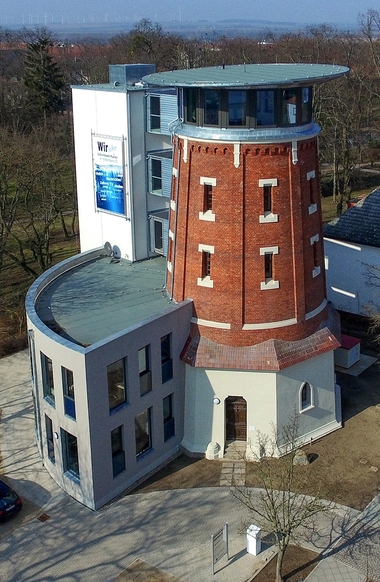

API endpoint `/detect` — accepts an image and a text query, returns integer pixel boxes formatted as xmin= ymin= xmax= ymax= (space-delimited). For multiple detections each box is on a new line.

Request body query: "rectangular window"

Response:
xmin=62 ymin=367 xmax=76 ymax=420
xmin=228 ymin=90 xmax=247 ymax=126
xmin=257 ymin=90 xmax=274 ymax=126
xmin=185 ymin=88 xmax=197 ymax=123
xmin=154 ymin=219 xmax=163 ymax=253
xmin=264 ymin=253 xmax=273 ymax=280
xmin=204 ymin=90 xmax=220 ymax=125
xmin=45 ymin=415 xmax=55 ymax=463
xmin=135 ymin=408 xmax=152 ymax=457
xmin=163 ymin=394 xmax=175 ymax=441
xmin=61 ymin=429 xmax=79 ymax=479
xmin=161 ymin=334 xmax=173 ymax=383
xmin=204 ymin=184 xmax=213 ymax=212
xmin=313 ymin=243 xmax=318 ymax=267
xmin=150 ymin=158 xmax=162 ymax=194
xmin=107 ymin=359 xmax=127 ymax=411
xmin=149 ymin=95 xmax=161 ymax=131
xmin=202 ymin=251 xmax=211 ymax=278
xmin=263 ymin=185 xmax=272 ymax=213
xmin=139 ymin=345 xmax=152 ymax=395
xmin=302 ymin=87 xmax=312 ymax=123
xmin=41 ymin=352 xmax=54 ymax=404
xmin=111 ymin=425 xmax=125 ymax=477
xmin=281 ymin=89 xmax=297 ymax=125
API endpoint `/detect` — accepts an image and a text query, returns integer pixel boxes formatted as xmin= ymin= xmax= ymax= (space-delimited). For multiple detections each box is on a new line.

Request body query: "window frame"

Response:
xmin=148 ymin=94 xmax=161 ymax=132
xmin=111 ymin=425 xmax=126 ymax=478
xmin=163 ymin=394 xmax=175 ymax=441
xmin=61 ymin=428 xmax=80 ymax=480
xmin=299 ymin=381 xmax=314 ymax=413
xmin=107 ymin=358 xmax=127 ymax=412
xmin=161 ymin=333 xmax=173 ymax=384
xmin=139 ymin=345 xmax=152 ymax=396
xmin=41 ymin=352 xmax=55 ymax=405
xmin=260 ymin=246 xmax=279 ymax=290
xmin=62 ymin=366 xmax=76 ymax=420
xmin=45 ymin=415 xmax=55 ymax=464
xmin=181 ymin=86 xmax=312 ymax=128
xmin=135 ymin=407 xmax=152 ymax=458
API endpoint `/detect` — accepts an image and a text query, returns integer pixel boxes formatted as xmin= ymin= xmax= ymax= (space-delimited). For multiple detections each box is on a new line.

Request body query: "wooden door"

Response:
xmin=225 ymin=396 xmax=247 ymax=441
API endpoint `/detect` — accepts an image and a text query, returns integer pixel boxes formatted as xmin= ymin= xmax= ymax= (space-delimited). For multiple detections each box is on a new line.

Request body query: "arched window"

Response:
xmin=299 ymin=382 xmax=313 ymax=412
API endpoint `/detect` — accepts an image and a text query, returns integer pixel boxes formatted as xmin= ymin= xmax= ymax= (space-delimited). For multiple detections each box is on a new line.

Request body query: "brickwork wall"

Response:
xmin=167 ymin=135 xmax=328 ymax=346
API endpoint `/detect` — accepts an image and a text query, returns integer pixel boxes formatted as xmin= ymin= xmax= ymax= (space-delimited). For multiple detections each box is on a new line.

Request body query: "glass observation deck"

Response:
xmin=143 ymin=63 xmax=349 ymax=141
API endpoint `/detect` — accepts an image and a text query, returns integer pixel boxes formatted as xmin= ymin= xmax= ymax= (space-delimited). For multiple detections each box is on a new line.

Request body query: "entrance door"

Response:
xmin=225 ymin=396 xmax=247 ymax=441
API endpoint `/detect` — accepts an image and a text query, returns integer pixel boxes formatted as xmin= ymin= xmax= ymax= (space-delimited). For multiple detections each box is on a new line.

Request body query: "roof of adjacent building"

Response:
xmin=34 ymin=255 xmax=175 ymax=347
xmin=142 ymin=63 xmax=349 ymax=89
xmin=323 ymin=188 xmax=380 ymax=248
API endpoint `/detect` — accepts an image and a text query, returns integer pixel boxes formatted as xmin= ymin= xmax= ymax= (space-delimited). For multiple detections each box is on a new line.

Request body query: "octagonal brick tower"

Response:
xmin=143 ymin=64 xmax=348 ymax=364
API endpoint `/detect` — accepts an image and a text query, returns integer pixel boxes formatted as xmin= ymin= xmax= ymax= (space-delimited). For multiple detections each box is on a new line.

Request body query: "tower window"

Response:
xmin=263 ymin=185 xmax=272 ymax=213
xmin=260 ymin=246 xmax=279 ymax=290
xmin=199 ymin=177 xmax=216 ymax=221
xmin=197 ymin=244 xmax=215 ymax=288
xmin=259 ymin=178 xmax=278 ymax=223
xmin=204 ymin=184 xmax=213 ymax=211
xmin=257 ymin=90 xmax=274 ymax=126
xmin=204 ymin=90 xmax=220 ymax=125
xmin=307 ymin=170 xmax=317 ymax=214
xmin=281 ymin=89 xmax=298 ymax=125
xmin=310 ymin=234 xmax=321 ymax=277
xmin=228 ymin=90 xmax=247 ymax=126
xmin=264 ymin=253 xmax=273 ymax=280
xmin=202 ymin=251 xmax=211 ymax=278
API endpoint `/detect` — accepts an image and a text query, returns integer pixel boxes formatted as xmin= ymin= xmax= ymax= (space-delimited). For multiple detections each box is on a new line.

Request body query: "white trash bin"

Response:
xmin=246 ymin=524 xmax=261 ymax=556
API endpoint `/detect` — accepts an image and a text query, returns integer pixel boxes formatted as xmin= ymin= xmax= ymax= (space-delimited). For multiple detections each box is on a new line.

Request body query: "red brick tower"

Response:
xmin=144 ymin=64 xmax=348 ymax=370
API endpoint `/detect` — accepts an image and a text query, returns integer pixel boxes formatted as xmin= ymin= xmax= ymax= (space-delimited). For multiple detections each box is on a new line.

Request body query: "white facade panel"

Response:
xmin=277 ymin=350 xmax=340 ymax=445
xmin=324 ymin=237 xmax=380 ymax=315
xmin=182 ymin=367 xmax=277 ymax=457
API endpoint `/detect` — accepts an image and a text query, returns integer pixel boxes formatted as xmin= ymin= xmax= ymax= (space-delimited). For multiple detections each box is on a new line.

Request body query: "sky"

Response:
xmin=0 ymin=0 xmax=377 ymax=27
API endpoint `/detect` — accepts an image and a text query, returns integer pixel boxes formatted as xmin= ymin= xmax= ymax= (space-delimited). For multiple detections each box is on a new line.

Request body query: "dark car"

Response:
xmin=0 ymin=480 xmax=22 ymax=521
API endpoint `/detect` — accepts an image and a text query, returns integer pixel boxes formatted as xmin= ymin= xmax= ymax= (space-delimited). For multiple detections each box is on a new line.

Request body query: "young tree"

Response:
xmin=232 ymin=414 xmax=331 ymax=582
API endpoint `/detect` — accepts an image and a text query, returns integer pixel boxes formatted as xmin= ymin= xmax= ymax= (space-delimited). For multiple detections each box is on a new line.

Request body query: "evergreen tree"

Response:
xmin=23 ymin=31 xmax=64 ymax=123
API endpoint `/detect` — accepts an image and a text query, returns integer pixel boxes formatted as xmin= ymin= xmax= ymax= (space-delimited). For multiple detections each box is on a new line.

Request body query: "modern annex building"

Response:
xmin=26 ymin=62 xmax=348 ymax=509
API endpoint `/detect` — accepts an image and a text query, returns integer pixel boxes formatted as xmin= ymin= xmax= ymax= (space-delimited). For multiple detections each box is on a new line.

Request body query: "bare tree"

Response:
xmin=232 ymin=414 xmax=331 ymax=582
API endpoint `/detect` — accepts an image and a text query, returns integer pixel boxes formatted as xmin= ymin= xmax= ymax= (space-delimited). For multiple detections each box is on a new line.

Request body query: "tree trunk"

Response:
xmin=275 ymin=545 xmax=286 ymax=582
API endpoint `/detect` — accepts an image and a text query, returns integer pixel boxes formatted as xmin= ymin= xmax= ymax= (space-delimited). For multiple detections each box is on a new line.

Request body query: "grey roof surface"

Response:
xmin=35 ymin=255 xmax=174 ymax=346
xmin=323 ymin=188 xmax=380 ymax=248
xmin=142 ymin=63 xmax=349 ymax=88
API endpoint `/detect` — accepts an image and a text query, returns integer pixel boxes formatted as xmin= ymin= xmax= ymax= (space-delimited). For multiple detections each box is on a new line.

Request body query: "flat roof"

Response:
xmin=142 ymin=63 xmax=349 ymax=88
xmin=35 ymin=256 xmax=174 ymax=346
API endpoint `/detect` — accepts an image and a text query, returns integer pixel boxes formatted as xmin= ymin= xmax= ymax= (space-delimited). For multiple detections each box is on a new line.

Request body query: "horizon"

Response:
xmin=0 ymin=0 xmax=372 ymax=30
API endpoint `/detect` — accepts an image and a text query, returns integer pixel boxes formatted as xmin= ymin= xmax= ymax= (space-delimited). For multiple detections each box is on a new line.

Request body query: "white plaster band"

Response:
xmin=305 ymin=298 xmax=327 ymax=320
xmin=191 ymin=317 xmax=231 ymax=329
xmin=243 ymin=317 xmax=297 ymax=330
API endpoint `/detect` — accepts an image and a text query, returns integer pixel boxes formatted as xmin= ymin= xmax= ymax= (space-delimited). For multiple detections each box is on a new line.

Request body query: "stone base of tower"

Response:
xmin=181 ymin=342 xmax=342 ymax=460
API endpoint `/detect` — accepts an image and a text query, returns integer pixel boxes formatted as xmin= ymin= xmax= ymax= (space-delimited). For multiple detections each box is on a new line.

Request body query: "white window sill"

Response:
xmin=259 ymin=213 xmax=278 ymax=223
xmin=199 ymin=210 xmax=215 ymax=222
xmin=299 ymin=404 xmax=315 ymax=414
xmin=197 ymin=276 xmax=214 ymax=288
xmin=312 ymin=266 xmax=321 ymax=278
xmin=308 ymin=204 xmax=317 ymax=215
xmin=167 ymin=261 xmax=172 ymax=273
xmin=260 ymin=279 xmax=279 ymax=290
